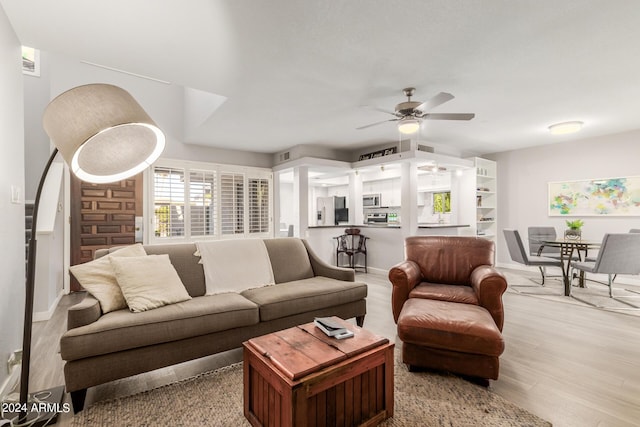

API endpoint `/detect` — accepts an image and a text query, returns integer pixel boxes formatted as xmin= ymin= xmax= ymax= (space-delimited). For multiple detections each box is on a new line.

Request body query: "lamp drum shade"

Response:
xmin=42 ymin=84 xmax=165 ymax=183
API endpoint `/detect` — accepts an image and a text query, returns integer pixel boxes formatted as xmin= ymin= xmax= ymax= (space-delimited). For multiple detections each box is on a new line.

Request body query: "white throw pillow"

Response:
xmin=69 ymin=244 xmax=147 ymax=313
xmin=110 ymin=254 xmax=192 ymax=312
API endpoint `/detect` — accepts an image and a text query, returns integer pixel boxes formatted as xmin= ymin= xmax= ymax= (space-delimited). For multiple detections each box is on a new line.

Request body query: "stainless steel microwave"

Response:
xmin=363 ymin=194 xmax=381 ymax=208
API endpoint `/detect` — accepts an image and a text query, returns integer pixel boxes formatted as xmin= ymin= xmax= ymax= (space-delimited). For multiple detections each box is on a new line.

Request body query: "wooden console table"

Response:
xmin=243 ymin=317 xmax=394 ymax=426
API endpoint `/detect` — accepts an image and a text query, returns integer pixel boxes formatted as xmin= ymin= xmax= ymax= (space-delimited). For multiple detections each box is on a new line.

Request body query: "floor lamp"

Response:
xmin=17 ymin=84 xmax=165 ymax=425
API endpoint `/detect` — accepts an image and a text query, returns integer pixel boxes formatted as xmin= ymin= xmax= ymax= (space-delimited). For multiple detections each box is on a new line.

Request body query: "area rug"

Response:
xmin=503 ymin=269 xmax=640 ymax=317
xmin=71 ymin=350 xmax=551 ymax=427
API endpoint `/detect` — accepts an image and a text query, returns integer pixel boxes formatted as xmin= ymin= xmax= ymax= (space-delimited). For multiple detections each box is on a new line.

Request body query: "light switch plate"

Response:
xmin=10 ymin=185 xmax=21 ymax=204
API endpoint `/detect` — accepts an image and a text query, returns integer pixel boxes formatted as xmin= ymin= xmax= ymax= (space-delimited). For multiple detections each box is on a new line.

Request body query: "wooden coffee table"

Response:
xmin=243 ymin=317 xmax=394 ymax=427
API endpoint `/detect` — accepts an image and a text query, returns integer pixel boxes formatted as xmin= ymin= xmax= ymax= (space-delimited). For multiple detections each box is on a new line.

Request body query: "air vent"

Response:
xmin=417 ymin=144 xmax=434 ymax=153
xmin=278 ymin=151 xmax=290 ymax=162
xmin=418 ymin=165 xmax=447 ymax=173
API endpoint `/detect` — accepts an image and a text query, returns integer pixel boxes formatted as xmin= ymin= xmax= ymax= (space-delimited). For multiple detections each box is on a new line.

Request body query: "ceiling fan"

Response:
xmin=357 ymin=87 xmax=475 ymax=134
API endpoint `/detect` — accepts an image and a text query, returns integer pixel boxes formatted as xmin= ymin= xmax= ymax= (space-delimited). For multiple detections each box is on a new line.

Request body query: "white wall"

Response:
xmin=33 ymin=164 xmax=65 ymax=319
xmin=42 ymin=53 xmax=272 ymax=171
xmin=278 ymin=182 xmax=295 ymax=231
xmin=0 ymin=6 xmax=26 ymax=389
xmin=488 ymin=130 xmax=640 ymax=266
xmin=24 ymin=50 xmax=51 ymax=200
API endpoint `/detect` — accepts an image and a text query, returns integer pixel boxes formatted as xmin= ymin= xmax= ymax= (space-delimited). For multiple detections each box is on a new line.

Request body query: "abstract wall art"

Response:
xmin=549 ymin=176 xmax=640 ymax=216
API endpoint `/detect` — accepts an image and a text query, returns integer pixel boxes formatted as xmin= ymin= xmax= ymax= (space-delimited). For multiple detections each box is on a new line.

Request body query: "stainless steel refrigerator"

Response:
xmin=316 ymin=196 xmax=348 ymax=225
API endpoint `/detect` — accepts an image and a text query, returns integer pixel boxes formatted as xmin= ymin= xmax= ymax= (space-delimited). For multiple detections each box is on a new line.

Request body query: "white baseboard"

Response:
xmin=0 ymin=364 xmax=20 ymax=403
xmin=33 ymin=290 xmax=63 ymax=323
xmin=358 ymin=266 xmax=388 ymax=277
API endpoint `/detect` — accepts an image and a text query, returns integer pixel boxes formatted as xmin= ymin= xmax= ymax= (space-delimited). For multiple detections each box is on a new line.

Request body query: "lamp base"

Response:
xmin=2 ymin=385 xmax=67 ymax=427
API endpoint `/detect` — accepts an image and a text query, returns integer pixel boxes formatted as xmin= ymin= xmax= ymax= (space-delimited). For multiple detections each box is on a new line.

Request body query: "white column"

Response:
xmin=293 ymin=166 xmax=309 ymax=238
xmin=400 ymin=162 xmax=418 ymax=238
xmin=349 ymin=171 xmax=363 ymax=225
xmin=272 ymin=171 xmax=281 ymax=238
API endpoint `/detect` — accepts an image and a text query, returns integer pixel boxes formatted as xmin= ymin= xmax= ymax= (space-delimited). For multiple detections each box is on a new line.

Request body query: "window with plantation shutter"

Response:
xmin=150 ymin=161 xmax=271 ymax=242
xmin=249 ymin=178 xmax=270 ymax=234
xmin=189 ymin=170 xmax=216 ymax=237
xmin=153 ymin=167 xmax=185 ymax=238
xmin=220 ymin=173 xmax=245 ymax=235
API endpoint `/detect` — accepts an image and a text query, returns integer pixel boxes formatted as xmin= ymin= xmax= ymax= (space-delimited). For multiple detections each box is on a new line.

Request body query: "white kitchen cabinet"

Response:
xmin=362 ymin=177 xmax=400 ymax=207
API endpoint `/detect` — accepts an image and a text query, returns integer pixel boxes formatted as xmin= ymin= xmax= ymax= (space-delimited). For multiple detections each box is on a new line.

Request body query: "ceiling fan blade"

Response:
xmin=356 ymin=118 xmax=399 ymax=130
xmin=423 ymin=113 xmax=475 ymax=121
xmin=361 ymin=105 xmax=397 ymax=116
xmin=415 ymin=92 xmax=455 ymax=112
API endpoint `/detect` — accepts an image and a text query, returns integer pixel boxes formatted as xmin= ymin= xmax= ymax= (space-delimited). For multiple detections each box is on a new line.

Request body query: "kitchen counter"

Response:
xmin=308 ymin=224 xmax=401 ymax=229
xmin=417 ymin=223 xmax=470 ymax=229
xmin=306 ymin=223 xmax=470 ymax=272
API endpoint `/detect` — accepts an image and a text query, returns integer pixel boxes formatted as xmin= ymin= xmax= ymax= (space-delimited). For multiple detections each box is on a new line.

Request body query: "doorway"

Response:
xmin=69 ymin=173 xmax=143 ymax=291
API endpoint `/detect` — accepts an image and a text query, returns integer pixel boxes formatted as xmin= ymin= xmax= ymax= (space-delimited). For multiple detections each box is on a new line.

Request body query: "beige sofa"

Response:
xmin=61 ymin=238 xmax=367 ymax=412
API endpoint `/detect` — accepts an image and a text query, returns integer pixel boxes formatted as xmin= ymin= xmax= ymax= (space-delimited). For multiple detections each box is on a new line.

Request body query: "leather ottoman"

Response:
xmin=397 ymin=298 xmax=505 ymax=380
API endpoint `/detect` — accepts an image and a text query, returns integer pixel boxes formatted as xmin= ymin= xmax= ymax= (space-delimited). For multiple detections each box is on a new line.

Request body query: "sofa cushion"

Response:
xmin=241 ymin=277 xmax=367 ymax=321
xmin=409 ymin=282 xmax=479 ymax=305
xmin=61 ymin=293 xmax=259 ymax=361
xmin=69 ymin=244 xmax=147 ymax=313
xmin=263 ymin=238 xmax=314 ymax=284
xmin=397 ymin=298 xmax=504 ymax=357
xmin=111 ymin=254 xmax=192 ymax=312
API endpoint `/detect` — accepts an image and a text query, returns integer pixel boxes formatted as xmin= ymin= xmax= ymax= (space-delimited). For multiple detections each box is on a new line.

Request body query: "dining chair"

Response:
xmin=527 ymin=226 xmax=560 ymax=256
xmin=586 ymin=228 xmax=640 ymax=263
xmin=503 ymin=229 xmax=563 ymax=285
xmin=571 ymin=233 xmax=640 ymax=297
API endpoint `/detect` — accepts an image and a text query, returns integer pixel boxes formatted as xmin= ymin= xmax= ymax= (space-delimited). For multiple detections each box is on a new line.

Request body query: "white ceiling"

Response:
xmin=3 ymin=0 xmax=640 ymax=156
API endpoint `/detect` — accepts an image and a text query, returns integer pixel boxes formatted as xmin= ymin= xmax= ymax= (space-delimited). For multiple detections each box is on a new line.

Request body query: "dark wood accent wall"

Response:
xmin=70 ymin=173 xmax=143 ymax=291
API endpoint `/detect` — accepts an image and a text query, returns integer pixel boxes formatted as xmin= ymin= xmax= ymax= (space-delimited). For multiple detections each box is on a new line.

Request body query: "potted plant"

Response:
xmin=565 ymin=219 xmax=584 ymax=239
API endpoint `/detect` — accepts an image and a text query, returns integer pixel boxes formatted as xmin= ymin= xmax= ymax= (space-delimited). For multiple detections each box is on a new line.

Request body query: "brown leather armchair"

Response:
xmin=389 ymin=236 xmax=508 ymax=381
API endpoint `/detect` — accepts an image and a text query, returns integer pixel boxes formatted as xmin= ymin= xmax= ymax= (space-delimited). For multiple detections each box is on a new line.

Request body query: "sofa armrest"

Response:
xmin=388 ymin=260 xmax=422 ymax=323
xmin=67 ymin=294 xmax=102 ymax=330
xmin=302 ymin=239 xmax=355 ymax=282
xmin=470 ymin=265 xmax=508 ymax=331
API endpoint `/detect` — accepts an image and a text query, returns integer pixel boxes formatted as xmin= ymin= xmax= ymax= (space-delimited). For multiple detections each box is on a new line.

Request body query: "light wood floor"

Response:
xmin=25 ymin=268 xmax=640 ymax=427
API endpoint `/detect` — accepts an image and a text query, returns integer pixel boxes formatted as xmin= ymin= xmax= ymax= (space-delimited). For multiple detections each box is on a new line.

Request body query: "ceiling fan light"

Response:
xmin=548 ymin=121 xmax=583 ymax=135
xmin=398 ymin=118 xmax=420 ymax=134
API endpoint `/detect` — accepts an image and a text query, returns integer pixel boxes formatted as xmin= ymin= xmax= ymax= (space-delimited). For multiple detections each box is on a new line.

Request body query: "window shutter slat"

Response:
xmin=189 ymin=170 xmax=216 ymax=236
xmin=153 ymin=167 xmax=185 ymax=238
xmin=220 ymin=173 xmax=244 ymax=235
xmin=249 ymin=178 xmax=269 ymax=234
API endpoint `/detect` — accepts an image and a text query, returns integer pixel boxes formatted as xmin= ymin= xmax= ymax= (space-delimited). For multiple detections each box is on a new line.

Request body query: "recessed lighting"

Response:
xmin=548 ymin=121 xmax=583 ymax=135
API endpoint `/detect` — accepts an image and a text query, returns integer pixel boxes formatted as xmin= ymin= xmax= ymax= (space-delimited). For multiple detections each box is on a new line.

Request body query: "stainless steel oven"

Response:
xmin=366 ymin=212 xmax=387 ymax=224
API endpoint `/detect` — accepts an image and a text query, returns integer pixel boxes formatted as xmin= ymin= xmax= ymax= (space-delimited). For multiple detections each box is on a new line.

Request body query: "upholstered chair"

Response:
xmin=389 ymin=236 xmax=507 ymax=381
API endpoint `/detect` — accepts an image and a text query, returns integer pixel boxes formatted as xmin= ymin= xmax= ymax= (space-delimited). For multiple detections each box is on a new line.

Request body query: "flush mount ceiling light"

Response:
xmin=548 ymin=121 xmax=583 ymax=135
xmin=43 ymin=84 xmax=166 ymax=183
xmin=397 ymin=117 xmax=420 ymax=134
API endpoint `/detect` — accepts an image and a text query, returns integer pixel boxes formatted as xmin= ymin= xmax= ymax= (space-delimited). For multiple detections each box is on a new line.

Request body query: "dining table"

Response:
xmin=538 ymin=238 xmax=601 ymax=296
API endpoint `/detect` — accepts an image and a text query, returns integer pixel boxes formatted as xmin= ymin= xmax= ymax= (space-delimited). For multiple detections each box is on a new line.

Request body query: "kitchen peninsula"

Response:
xmin=306 ymin=222 xmax=471 ymax=273
xmin=274 ymin=149 xmax=495 ymax=272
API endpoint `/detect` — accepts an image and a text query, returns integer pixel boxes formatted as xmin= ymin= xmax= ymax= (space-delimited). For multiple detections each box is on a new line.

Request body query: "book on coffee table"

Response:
xmin=314 ymin=317 xmax=354 ymax=339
